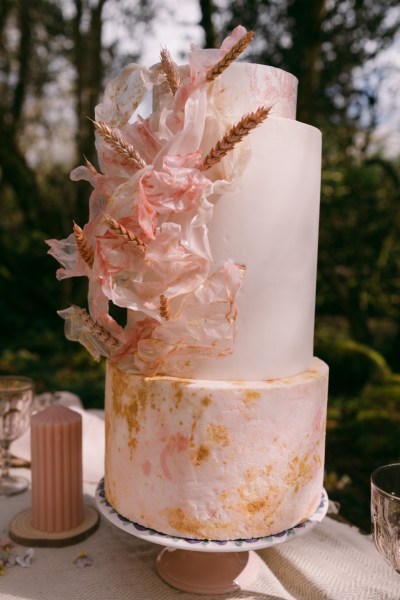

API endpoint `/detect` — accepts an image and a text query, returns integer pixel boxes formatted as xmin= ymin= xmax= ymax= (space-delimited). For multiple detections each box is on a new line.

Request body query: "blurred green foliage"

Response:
xmin=315 ymin=325 xmax=390 ymax=396
xmin=326 ymin=374 xmax=400 ymax=532
xmin=0 ymin=328 xmax=105 ymax=409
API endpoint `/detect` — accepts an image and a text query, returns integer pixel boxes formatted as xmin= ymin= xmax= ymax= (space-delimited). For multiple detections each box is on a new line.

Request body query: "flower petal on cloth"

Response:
xmin=74 ymin=550 xmax=93 ymax=568
xmin=15 ymin=548 xmax=34 ymax=568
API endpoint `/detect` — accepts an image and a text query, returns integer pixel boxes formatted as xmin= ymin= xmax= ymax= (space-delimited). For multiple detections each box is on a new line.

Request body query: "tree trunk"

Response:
xmin=12 ymin=0 xmax=33 ymax=129
xmin=326 ymin=264 xmax=373 ymax=345
xmin=0 ymin=124 xmax=43 ymax=229
xmin=199 ymin=0 xmax=218 ymax=48
xmin=72 ymin=0 xmax=107 ymax=223
xmin=286 ymin=0 xmax=328 ymax=125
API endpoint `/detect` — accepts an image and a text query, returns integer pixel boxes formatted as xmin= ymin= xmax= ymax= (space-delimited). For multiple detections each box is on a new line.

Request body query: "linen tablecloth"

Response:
xmin=1 ymin=470 xmax=399 ymax=600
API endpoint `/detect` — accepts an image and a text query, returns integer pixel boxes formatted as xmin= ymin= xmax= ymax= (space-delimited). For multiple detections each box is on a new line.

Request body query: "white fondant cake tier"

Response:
xmin=105 ymin=357 xmax=328 ymax=540
xmin=191 ymin=63 xmax=321 ymax=380
xmin=193 ymin=116 xmax=322 ymax=380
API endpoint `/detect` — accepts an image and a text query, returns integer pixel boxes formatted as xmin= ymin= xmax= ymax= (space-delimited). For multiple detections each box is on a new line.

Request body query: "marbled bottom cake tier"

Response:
xmin=104 ymin=358 xmax=328 ymax=540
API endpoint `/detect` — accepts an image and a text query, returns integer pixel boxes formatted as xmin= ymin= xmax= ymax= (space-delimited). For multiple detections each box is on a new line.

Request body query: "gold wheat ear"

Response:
xmin=104 ymin=213 xmax=146 ymax=253
xmin=206 ymin=30 xmax=255 ymax=82
xmin=160 ymin=47 xmax=181 ymax=95
xmin=83 ymin=155 xmax=98 ymax=176
xmin=159 ymin=295 xmax=170 ymax=320
xmin=73 ymin=306 xmax=120 ymax=351
xmin=200 ymin=105 xmax=271 ymax=171
xmin=92 ymin=119 xmax=146 ymax=171
xmin=73 ymin=222 xmax=94 ymax=268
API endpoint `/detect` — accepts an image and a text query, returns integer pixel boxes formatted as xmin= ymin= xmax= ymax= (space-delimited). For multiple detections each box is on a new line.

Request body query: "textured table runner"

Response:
xmin=0 ymin=470 xmax=399 ymax=600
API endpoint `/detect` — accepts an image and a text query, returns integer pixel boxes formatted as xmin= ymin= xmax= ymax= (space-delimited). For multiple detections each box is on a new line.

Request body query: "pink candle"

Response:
xmin=31 ymin=405 xmax=83 ymax=532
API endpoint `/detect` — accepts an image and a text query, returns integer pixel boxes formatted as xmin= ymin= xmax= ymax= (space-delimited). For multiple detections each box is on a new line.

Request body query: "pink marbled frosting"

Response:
xmin=212 ymin=62 xmax=298 ymax=120
xmin=105 ymin=358 xmax=328 ymax=540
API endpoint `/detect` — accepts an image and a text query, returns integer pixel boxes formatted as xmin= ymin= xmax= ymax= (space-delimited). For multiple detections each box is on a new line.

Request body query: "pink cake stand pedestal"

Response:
xmin=96 ymin=480 xmax=328 ymax=595
xmin=155 ymin=547 xmax=266 ymax=594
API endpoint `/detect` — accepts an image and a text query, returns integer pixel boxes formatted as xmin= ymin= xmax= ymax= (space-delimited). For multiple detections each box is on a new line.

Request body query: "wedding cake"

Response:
xmin=48 ymin=26 xmax=328 ymax=540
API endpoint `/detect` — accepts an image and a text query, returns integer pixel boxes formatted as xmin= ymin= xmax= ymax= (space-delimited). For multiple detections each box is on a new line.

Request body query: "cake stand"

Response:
xmin=96 ymin=479 xmax=328 ymax=595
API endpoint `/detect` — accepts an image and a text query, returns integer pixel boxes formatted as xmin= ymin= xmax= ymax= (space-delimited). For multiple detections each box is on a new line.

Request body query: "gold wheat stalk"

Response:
xmin=160 ymin=47 xmax=181 ymax=95
xmin=104 ymin=213 xmax=146 ymax=253
xmin=92 ymin=120 xmax=146 ymax=171
xmin=74 ymin=305 xmax=120 ymax=350
xmin=159 ymin=295 xmax=170 ymax=320
xmin=206 ymin=31 xmax=255 ymax=82
xmin=200 ymin=106 xmax=270 ymax=171
xmin=83 ymin=155 xmax=98 ymax=177
xmin=73 ymin=222 xmax=94 ymax=268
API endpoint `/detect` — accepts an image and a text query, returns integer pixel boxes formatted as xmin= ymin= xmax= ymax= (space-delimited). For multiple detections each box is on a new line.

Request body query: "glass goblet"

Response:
xmin=371 ymin=463 xmax=400 ymax=574
xmin=0 ymin=376 xmax=34 ymax=495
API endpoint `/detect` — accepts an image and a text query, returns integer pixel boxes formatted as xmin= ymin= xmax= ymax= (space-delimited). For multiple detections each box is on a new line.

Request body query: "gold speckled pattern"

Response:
xmin=243 ymin=390 xmax=261 ymax=404
xmin=165 ymin=507 xmax=231 ymax=538
xmin=105 ymin=358 xmax=329 ymax=540
xmin=207 ymin=424 xmax=230 ymax=446
xmin=201 ymin=394 xmax=212 ymax=406
xmin=193 ymin=445 xmax=210 ymax=466
xmin=284 ymin=447 xmax=321 ymax=493
xmin=111 ymin=365 xmax=155 ymax=455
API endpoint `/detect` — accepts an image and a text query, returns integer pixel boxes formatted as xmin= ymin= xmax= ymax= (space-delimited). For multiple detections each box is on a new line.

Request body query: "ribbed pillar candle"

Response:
xmin=31 ymin=405 xmax=83 ymax=533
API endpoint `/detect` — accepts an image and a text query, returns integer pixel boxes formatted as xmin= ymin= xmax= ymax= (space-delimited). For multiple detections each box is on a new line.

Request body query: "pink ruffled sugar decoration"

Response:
xmin=47 ymin=26 xmax=262 ymax=377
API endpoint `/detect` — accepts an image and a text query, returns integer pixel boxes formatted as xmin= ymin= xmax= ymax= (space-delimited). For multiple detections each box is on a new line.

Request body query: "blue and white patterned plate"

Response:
xmin=95 ymin=478 xmax=328 ymax=553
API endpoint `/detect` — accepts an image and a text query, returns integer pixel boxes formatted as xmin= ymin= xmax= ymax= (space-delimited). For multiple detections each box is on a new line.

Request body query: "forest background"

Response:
xmin=1 ymin=0 xmax=400 ymax=531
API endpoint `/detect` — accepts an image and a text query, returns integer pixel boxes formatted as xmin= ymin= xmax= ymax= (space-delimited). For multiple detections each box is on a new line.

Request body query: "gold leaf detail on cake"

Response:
xmin=206 ymin=30 xmax=255 ymax=82
xmin=207 ymin=424 xmax=230 ymax=447
xmin=200 ymin=106 xmax=271 ymax=171
xmin=173 ymin=382 xmax=183 ymax=408
xmin=73 ymin=222 xmax=94 ymax=268
xmin=226 ymin=296 xmax=238 ymax=323
xmin=109 ymin=367 xmax=158 ymax=460
xmin=104 ymin=213 xmax=146 ymax=252
xmin=193 ymin=444 xmax=210 ymax=466
xmin=240 ymin=481 xmax=284 ymax=524
xmin=165 ymin=507 xmax=231 ymax=538
xmin=243 ymin=390 xmax=261 ymax=404
xmin=159 ymin=294 xmax=170 ymax=320
xmin=93 ymin=120 xmax=146 ymax=171
xmin=74 ymin=305 xmax=120 ymax=351
xmin=201 ymin=395 xmax=212 ymax=407
xmin=285 ymin=450 xmax=320 ymax=493
xmin=160 ymin=47 xmax=181 ymax=95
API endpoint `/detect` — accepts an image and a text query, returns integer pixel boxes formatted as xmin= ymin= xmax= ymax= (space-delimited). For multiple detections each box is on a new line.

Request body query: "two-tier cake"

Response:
xmin=48 ymin=26 xmax=328 ymax=540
